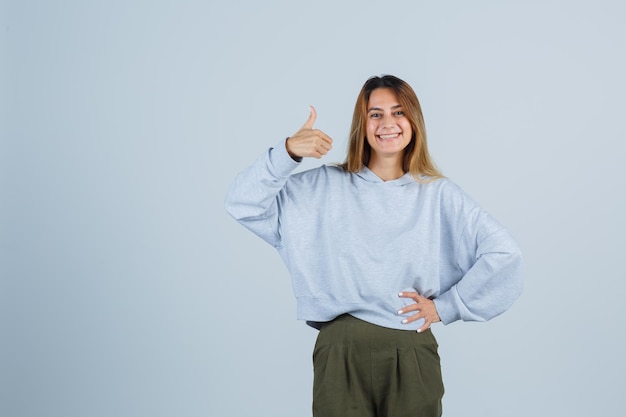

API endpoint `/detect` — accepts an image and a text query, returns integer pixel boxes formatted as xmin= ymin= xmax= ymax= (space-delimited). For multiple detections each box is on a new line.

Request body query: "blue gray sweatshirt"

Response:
xmin=225 ymin=139 xmax=523 ymax=331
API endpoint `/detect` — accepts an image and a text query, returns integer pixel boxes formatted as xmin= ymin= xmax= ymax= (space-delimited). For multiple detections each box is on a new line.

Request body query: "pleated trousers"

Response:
xmin=313 ymin=314 xmax=444 ymax=417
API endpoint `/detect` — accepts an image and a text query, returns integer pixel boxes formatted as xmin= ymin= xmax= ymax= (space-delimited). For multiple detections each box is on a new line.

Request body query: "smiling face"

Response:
xmin=365 ymin=88 xmax=413 ymax=163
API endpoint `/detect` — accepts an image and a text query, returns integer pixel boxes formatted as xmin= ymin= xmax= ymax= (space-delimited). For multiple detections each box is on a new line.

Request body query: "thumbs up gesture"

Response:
xmin=286 ymin=106 xmax=333 ymax=160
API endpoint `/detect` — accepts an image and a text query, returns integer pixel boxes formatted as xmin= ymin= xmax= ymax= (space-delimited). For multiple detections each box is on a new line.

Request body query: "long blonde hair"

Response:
xmin=341 ymin=75 xmax=443 ymax=180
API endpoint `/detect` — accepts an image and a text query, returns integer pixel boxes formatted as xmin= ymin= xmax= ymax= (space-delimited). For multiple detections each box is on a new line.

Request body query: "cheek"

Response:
xmin=366 ymin=121 xmax=378 ymax=137
xmin=402 ymin=121 xmax=413 ymax=138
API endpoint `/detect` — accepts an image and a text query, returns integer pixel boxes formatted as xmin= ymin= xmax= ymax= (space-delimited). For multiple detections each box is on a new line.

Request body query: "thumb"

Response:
xmin=301 ymin=105 xmax=317 ymax=129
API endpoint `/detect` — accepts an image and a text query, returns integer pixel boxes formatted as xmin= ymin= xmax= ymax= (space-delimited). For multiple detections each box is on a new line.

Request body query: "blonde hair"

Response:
xmin=341 ymin=75 xmax=443 ymax=180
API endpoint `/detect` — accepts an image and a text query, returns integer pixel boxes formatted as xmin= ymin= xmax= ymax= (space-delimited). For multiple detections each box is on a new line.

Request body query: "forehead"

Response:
xmin=367 ymin=88 xmax=400 ymax=109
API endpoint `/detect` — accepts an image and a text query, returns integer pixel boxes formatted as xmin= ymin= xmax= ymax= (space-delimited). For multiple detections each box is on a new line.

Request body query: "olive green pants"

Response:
xmin=313 ymin=314 xmax=444 ymax=417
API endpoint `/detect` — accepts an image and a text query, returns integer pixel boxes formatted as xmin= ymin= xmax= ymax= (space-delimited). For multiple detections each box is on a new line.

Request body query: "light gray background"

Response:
xmin=2 ymin=1 xmax=625 ymax=416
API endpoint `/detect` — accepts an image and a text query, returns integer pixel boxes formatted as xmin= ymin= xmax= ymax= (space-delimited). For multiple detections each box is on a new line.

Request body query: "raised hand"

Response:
xmin=397 ymin=291 xmax=441 ymax=333
xmin=286 ymin=106 xmax=333 ymax=160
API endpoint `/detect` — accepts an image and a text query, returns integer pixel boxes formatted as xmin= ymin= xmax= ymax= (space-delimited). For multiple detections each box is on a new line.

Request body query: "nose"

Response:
xmin=380 ymin=113 xmax=395 ymax=129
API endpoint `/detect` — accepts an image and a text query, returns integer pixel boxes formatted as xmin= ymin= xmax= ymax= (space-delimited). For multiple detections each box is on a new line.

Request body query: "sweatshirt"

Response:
xmin=224 ymin=139 xmax=523 ymax=331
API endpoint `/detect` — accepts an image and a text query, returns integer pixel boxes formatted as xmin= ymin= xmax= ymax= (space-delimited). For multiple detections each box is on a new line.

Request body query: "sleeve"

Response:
xmin=224 ymin=139 xmax=301 ymax=248
xmin=433 ymin=193 xmax=523 ymax=325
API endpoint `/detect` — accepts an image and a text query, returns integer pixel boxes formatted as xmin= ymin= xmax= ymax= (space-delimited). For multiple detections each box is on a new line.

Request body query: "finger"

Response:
xmin=401 ymin=309 xmax=426 ymax=325
xmin=398 ymin=291 xmax=420 ymax=300
xmin=314 ymin=130 xmax=333 ymax=145
xmin=397 ymin=304 xmax=419 ymax=314
xmin=400 ymin=311 xmax=422 ymax=324
xmin=302 ymin=106 xmax=317 ymax=130
xmin=317 ymin=140 xmax=332 ymax=153
xmin=417 ymin=319 xmax=431 ymax=333
xmin=318 ymin=143 xmax=331 ymax=155
xmin=305 ymin=136 xmax=331 ymax=154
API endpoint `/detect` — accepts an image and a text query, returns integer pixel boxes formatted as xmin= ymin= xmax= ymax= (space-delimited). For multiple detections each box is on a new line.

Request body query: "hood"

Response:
xmin=355 ymin=166 xmax=416 ymax=186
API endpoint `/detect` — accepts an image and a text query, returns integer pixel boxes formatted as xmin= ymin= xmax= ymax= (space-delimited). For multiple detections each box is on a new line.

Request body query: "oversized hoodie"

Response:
xmin=224 ymin=139 xmax=523 ymax=331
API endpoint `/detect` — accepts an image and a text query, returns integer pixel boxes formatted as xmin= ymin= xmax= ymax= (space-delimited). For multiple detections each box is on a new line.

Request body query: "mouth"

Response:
xmin=377 ymin=133 xmax=401 ymax=141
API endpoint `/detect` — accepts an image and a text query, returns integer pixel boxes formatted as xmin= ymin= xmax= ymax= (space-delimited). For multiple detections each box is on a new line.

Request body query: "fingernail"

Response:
xmin=398 ymin=292 xmax=403 ymax=296
xmin=416 ymin=329 xmax=422 ymax=333
xmin=402 ymin=319 xmax=408 ymax=324
xmin=397 ymin=310 xmax=403 ymax=315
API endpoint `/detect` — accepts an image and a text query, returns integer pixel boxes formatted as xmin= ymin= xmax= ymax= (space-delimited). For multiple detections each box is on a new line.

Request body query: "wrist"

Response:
xmin=285 ymin=137 xmax=302 ymax=162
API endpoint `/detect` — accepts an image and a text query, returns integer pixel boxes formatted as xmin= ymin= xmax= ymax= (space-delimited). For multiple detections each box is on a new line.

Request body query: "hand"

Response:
xmin=286 ymin=106 xmax=333 ymax=159
xmin=397 ymin=291 xmax=441 ymax=333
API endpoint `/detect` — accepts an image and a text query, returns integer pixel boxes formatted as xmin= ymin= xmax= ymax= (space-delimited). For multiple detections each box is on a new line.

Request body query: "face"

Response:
xmin=365 ymin=88 xmax=413 ymax=161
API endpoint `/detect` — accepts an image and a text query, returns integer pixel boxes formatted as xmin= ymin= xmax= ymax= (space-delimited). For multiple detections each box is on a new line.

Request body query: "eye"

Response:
xmin=394 ymin=110 xmax=405 ymax=116
xmin=369 ymin=112 xmax=381 ymax=119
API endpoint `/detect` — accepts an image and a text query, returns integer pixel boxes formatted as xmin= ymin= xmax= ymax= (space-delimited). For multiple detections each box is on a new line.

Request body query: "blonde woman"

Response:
xmin=225 ymin=75 xmax=523 ymax=417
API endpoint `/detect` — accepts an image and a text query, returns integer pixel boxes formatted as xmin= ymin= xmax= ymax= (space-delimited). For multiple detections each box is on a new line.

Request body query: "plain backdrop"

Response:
xmin=2 ymin=1 xmax=625 ymax=416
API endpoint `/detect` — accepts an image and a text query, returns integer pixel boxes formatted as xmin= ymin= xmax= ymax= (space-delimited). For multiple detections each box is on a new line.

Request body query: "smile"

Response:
xmin=377 ymin=133 xmax=400 ymax=141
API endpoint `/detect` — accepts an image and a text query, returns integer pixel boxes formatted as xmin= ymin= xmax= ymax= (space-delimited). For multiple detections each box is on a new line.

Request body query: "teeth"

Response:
xmin=379 ymin=134 xmax=399 ymax=139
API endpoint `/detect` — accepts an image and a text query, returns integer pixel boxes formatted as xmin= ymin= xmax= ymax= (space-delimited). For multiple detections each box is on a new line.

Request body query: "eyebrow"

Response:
xmin=367 ymin=104 xmax=402 ymax=112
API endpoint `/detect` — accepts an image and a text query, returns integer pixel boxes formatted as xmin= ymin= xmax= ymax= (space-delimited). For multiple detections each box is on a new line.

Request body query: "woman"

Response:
xmin=225 ymin=75 xmax=523 ymax=417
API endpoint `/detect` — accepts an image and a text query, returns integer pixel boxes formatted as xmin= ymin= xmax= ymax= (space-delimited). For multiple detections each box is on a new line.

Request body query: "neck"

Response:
xmin=367 ymin=154 xmax=405 ymax=181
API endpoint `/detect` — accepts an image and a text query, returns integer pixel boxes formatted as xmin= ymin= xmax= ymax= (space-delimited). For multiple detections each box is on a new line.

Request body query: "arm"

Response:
xmin=224 ymin=107 xmax=333 ymax=247
xmin=224 ymin=138 xmax=300 ymax=247
xmin=399 ymin=185 xmax=523 ymax=332
xmin=434 ymin=218 xmax=523 ymax=324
